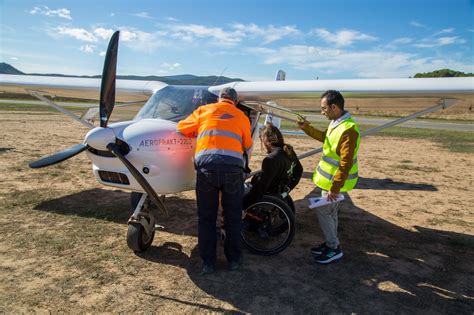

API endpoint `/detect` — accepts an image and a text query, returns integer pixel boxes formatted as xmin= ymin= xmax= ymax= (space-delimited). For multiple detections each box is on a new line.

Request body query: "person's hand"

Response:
xmin=296 ymin=117 xmax=307 ymax=129
xmin=327 ymin=191 xmax=339 ymax=202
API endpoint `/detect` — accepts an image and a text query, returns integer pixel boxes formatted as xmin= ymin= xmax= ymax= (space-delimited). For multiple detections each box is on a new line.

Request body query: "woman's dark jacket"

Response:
xmin=243 ymin=147 xmax=303 ymax=207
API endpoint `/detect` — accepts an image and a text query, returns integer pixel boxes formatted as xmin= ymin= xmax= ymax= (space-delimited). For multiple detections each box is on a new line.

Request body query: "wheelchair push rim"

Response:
xmin=241 ymin=195 xmax=295 ymax=255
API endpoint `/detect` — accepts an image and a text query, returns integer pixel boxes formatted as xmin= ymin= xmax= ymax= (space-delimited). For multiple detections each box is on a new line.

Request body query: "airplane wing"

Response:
xmin=215 ymin=77 xmax=473 ymax=161
xmin=0 ymin=74 xmax=167 ymax=103
xmin=210 ymin=77 xmax=474 ymax=101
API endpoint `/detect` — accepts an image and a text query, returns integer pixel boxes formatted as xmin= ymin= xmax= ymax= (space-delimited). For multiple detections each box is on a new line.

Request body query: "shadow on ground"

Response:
xmin=183 ymin=187 xmax=472 ymax=313
xmin=33 ymin=188 xmax=197 ymax=235
xmin=33 ymin=187 xmax=472 ymax=313
xmin=0 ymin=147 xmax=14 ymax=154
xmin=302 ymin=171 xmax=437 ymax=191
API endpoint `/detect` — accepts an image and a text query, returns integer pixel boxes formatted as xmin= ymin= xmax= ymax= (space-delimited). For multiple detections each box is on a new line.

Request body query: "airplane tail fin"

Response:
xmin=275 ymin=70 xmax=286 ymax=81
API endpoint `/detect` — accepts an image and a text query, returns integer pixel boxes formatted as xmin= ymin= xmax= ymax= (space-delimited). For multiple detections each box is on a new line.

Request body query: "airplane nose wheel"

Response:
xmin=127 ymin=192 xmax=156 ymax=252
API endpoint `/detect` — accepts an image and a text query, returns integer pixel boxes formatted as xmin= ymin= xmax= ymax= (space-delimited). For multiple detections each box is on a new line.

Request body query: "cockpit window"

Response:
xmin=135 ymin=86 xmax=218 ymax=122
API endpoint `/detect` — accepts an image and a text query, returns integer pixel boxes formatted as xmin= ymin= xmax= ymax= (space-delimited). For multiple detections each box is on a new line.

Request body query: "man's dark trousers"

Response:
xmin=196 ymin=167 xmax=244 ymax=267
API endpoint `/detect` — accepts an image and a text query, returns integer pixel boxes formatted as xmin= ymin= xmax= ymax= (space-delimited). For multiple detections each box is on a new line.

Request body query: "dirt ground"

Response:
xmin=0 ymin=110 xmax=473 ymax=313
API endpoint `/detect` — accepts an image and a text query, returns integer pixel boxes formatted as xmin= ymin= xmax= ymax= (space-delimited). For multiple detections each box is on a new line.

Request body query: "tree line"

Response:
xmin=414 ymin=69 xmax=473 ymax=78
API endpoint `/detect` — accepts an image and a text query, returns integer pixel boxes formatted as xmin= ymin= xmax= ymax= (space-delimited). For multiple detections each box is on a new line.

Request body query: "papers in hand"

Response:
xmin=308 ymin=194 xmax=345 ymax=209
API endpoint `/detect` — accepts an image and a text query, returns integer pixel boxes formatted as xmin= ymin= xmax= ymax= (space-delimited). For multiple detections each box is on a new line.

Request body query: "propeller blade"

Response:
xmin=106 ymin=143 xmax=168 ymax=217
xmin=99 ymin=31 xmax=120 ymax=128
xmin=29 ymin=144 xmax=87 ymax=168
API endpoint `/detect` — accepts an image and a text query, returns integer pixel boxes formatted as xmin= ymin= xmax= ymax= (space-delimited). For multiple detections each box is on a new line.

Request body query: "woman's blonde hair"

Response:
xmin=260 ymin=122 xmax=296 ymax=157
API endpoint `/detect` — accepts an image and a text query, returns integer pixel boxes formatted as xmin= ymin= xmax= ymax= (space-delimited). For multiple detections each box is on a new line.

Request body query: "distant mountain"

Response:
xmin=0 ymin=62 xmax=24 ymax=75
xmin=0 ymin=62 xmax=244 ymax=85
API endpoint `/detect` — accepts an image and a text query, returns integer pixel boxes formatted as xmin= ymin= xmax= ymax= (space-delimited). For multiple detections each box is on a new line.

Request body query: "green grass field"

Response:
xmin=2 ymin=101 xmax=472 ymax=154
xmin=278 ymin=118 xmax=474 ymax=154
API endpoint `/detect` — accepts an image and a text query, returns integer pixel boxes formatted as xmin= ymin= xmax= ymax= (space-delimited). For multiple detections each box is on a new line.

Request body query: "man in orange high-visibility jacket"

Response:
xmin=177 ymin=87 xmax=252 ymax=274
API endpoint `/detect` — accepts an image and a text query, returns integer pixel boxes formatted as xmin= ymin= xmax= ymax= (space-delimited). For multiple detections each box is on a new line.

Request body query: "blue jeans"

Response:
xmin=196 ymin=169 xmax=244 ymax=266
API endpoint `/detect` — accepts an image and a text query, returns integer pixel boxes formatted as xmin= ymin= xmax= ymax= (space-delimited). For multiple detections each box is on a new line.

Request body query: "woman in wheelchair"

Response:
xmin=241 ymin=122 xmax=303 ymax=255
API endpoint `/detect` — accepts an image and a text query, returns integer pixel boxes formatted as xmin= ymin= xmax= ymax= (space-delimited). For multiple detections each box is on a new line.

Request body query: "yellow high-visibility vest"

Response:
xmin=313 ymin=117 xmax=360 ymax=192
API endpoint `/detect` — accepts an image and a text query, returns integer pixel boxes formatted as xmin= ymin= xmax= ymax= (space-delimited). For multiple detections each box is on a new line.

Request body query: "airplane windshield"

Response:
xmin=135 ymin=86 xmax=218 ymax=122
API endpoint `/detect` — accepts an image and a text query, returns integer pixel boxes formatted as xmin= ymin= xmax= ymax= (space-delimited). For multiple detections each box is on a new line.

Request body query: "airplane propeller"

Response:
xmin=99 ymin=31 xmax=118 ymax=128
xmin=28 ymin=31 xmax=167 ymax=215
xmin=29 ymin=143 xmax=88 ymax=168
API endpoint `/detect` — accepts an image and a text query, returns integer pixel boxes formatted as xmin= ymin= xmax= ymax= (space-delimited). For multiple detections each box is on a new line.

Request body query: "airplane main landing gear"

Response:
xmin=127 ymin=192 xmax=156 ymax=252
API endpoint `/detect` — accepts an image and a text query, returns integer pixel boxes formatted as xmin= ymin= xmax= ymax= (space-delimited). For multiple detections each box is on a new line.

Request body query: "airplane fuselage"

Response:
xmin=84 ymin=85 xmax=259 ymax=194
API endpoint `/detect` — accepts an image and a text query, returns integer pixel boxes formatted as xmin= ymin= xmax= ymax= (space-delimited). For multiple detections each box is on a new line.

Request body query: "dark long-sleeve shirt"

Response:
xmin=244 ymin=147 xmax=303 ymax=206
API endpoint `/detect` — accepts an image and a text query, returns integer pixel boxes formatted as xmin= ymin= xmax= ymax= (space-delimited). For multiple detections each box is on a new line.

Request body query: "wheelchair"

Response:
xmin=241 ymin=192 xmax=296 ymax=256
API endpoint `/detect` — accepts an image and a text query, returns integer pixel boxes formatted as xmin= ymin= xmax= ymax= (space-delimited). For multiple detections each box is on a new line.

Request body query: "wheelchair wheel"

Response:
xmin=241 ymin=195 xmax=295 ymax=256
xmin=284 ymin=195 xmax=295 ymax=213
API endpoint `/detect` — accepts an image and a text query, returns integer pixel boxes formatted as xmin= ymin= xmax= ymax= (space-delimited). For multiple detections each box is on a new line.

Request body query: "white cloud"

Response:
xmin=161 ymin=62 xmax=181 ymax=69
xmin=29 ymin=6 xmax=72 ymax=20
xmin=410 ymin=21 xmax=426 ymax=28
xmin=414 ymin=36 xmax=466 ymax=48
xmin=391 ymin=37 xmax=413 ymax=45
xmin=311 ymin=28 xmax=377 ymax=46
xmin=437 ymin=36 xmax=465 ymax=45
xmin=170 ymin=24 xmax=242 ymax=47
xmin=158 ymin=62 xmax=181 ymax=73
xmin=132 ymin=12 xmax=152 ymax=19
xmin=167 ymin=17 xmax=179 ymax=22
xmin=118 ymin=28 xmax=166 ymax=53
xmin=433 ymin=28 xmax=454 ymax=36
xmin=232 ymin=23 xmax=299 ymax=44
xmin=80 ymin=45 xmax=95 ymax=53
xmin=164 ymin=22 xmax=300 ymax=47
xmin=93 ymin=28 xmax=114 ymax=40
xmin=49 ymin=26 xmax=167 ymax=53
xmin=10 ymin=57 xmax=18 ymax=60
xmin=99 ymin=51 xmax=106 ymax=57
xmin=55 ymin=26 xmax=97 ymax=42
xmin=120 ymin=29 xmax=138 ymax=41
xmin=384 ymin=37 xmax=413 ymax=50
xmin=245 ymin=44 xmax=473 ymax=78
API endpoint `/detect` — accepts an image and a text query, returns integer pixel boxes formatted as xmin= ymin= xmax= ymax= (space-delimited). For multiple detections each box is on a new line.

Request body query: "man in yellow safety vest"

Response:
xmin=297 ymin=90 xmax=360 ymax=264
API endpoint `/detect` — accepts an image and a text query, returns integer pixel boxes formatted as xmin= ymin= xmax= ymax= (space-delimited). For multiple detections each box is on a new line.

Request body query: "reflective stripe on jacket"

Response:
xmin=177 ymin=99 xmax=253 ymax=169
xmin=313 ymin=117 xmax=360 ymax=192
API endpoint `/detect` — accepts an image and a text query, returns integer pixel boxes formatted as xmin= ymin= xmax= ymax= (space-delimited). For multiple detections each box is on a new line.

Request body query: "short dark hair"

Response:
xmin=321 ymin=90 xmax=344 ymax=110
xmin=219 ymin=87 xmax=238 ymax=103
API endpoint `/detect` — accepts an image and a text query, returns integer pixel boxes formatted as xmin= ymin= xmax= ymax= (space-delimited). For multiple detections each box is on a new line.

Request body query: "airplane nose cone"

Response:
xmin=85 ymin=127 xmax=116 ymax=150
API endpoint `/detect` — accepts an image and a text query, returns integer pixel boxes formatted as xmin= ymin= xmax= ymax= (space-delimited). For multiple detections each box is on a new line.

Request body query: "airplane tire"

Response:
xmin=127 ymin=221 xmax=155 ymax=252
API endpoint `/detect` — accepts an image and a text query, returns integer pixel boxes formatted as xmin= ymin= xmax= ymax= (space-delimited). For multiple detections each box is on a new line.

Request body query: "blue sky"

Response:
xmin=1 ymin=0 xmax=473 ymax=80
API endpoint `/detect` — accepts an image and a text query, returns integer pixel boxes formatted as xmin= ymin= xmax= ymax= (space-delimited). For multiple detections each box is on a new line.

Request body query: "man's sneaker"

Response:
xmin=314 ymin=246 xmax=343 ymax=264
xmin=311 ymin=242 xmax=329 ymax=256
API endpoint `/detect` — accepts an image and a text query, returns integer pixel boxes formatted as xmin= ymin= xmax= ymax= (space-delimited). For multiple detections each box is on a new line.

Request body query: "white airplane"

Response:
xmin=1 ymin=31 xmax=473 ymax=254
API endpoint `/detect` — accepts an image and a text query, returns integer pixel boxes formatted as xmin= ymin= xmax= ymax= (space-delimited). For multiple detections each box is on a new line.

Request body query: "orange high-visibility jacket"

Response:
xmin=177 ymin=99 xmax=253 ymax=169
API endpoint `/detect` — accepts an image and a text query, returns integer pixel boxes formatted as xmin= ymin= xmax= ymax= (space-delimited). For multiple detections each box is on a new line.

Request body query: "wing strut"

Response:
xmin=297 ymin=98 xmax=458 ymax=160
xmin=27 ymin=90 xmax=95 ymax=129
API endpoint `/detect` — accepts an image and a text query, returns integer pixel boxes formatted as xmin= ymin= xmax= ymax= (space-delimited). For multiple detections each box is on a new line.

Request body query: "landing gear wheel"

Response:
xmin=241 ymin=195 xmax=295 ymax=256
xmin=126 ymin=219 xmax=155 ymax=252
